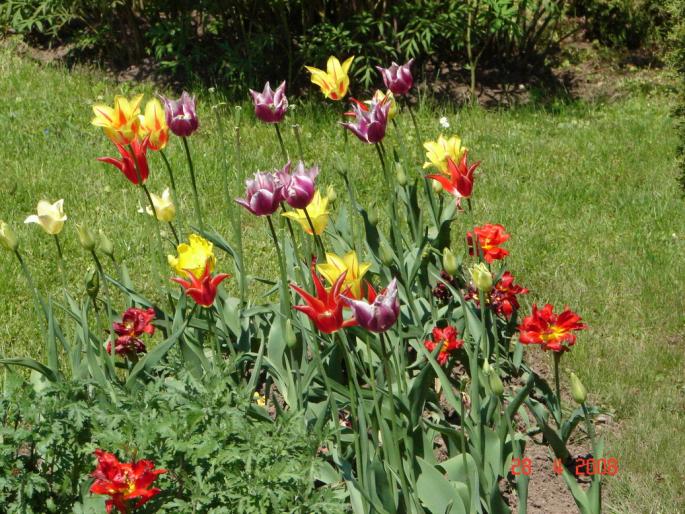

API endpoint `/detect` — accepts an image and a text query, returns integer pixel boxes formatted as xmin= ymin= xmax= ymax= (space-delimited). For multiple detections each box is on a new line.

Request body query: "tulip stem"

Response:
xmin=266 ymin=215 xmax=290 ymax=318
xmin=14 ymin=250 xmax=47 ymax=334
xmin=168 ymin=222 xmax=180 ymax=245
xmin=159 ymin=150 xmax=178 ymax=202
xmin=303 ymin=207 xmax=325 ymax=256
xmin=90 ymin=250 xmax=115 ymax=358
xmin=52 ymin=234 xmax=67 ymax=291
xmin=274 ymin=124 xmax=288 ymax=162
xmin=292 ymin=124 xmax=305 ymax=163
xmin=182 ymin=136 xmax=205 ymax=229
xmin=553 ymin=352 xmax=563 ymax=426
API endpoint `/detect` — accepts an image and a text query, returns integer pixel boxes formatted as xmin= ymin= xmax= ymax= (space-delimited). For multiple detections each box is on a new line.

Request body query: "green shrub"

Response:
xmin=667 ymin=0 xmax=685 ymax=190
xmin=0 ymin=367 xmax=343 ymax=513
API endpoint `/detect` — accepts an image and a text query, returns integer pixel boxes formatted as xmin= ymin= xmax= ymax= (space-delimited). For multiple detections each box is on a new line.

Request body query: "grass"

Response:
xmin=1 ymin=42 xmax=684 ymax=512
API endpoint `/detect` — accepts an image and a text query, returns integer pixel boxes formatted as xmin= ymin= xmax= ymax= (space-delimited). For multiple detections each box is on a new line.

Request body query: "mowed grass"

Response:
xmin=1 ymin=43 xmax=684 ymax=512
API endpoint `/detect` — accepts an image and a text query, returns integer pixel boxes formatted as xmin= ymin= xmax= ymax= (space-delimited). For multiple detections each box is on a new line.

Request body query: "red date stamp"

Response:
xmin=510 ymin=457 xmax=619 ymax=477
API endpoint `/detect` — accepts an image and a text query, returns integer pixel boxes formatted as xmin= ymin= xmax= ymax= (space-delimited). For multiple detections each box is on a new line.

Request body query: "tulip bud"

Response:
xmin=285 ymin=319 xmax=297 ymax=348
xmin=326 ymin=185 xmax=337 ymax=203
xmin=395 ymin=163 xmax=407 ymax=186
xmin=99 ymin=230 xmax=114 ymax=258
xmin=380 ymin=244 xmax=394 ymax=267
xmin=432 ymin=180 xmax=443 ymax=193
xmin=442 ymin=247 xmax=459 ymax=276
xmin=0 ymin=221 xmax=18 ymax=251
xmin=470 ymin=262 xmax=493 ymax=292
xmin=77 ymin=224 xmax=97 ymax=251
xmin=570 ymin=372 xmax=587 ymax=405
xmin=489 ymin=371 xmax=504 ymax=397
xmin=85 ymin=267 xmax=99 ymax=301
xmin=482 ymin=360 xmax=493 ymax=375
xmin=368 ymin=210 xmax=378 ymax=226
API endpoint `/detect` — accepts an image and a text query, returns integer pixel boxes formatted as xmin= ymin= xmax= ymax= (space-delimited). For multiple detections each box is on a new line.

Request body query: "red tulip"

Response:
xmin=467 ymin=224 xmax=510 ymax=263
xmin=465 ymin=271 xmax=528 ymax=319
xmin=90 ymin=449 xmax=166 ymax=513
xmin=518 ymin=304 xmax=587 ymax=352
xmin=426 ymin=152 xmax=480 ymax=207
xmin=290 ymin=262 xmax=357 ymax=334
xmin=97 ymin=138 xmax=150 ymax=185
xmin=171 ymin=259 xmax=230 ymax=307
xmin=423 ymin=325 xmax=463 ymax=365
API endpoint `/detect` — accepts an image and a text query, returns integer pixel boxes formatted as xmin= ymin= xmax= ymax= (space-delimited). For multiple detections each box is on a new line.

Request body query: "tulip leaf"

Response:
xmin=0 ymin=357 xmax=58 ymax=382
xmin=416 ymin=456 xmax=466 ymax=514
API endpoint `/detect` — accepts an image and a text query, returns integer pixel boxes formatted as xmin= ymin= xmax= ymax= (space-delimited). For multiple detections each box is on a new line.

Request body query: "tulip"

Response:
xmin=235 ymin=171 xmax=284 ymax=216
xmin=467 ymin=224 xmax=510 ymax=263
xmin=490 ymin=272 xmax=528 ymax=319
xmin=91 ymin=94 xmax=143 ymax=145
xmin=341 ymin=278 xmax=399 ymax=333
xmin=99 ymin=230 xmax=114 ymax=259
xmin=570 ymin=372 xmax=588 ymax=404
xmin=376 ymin=59 xmax=414 ymax=96
xmin=141 ymin=187 xmax=175 ymax=222
xmin=341 ymin=97 xmax=390 ymax=144
xmin=0 ymin=221 xmax=18 ymax=251
xmin=442 ymin=247 xmax=459 ymax=276
xmin=426 ymin=152 xmax=480 ymax=207
xmin=317 ymin=251 xmax=371 ymax=299
xmin=470 ymin=263 xmax=493 ymax=292
xmin=168 ymin=234 xmax=216 ymax=279
xmin=367 ymin=90 xmax=397 ymax=120
xmin=250 ymin=81 xmax=288 ymax=124
xmin=77 ymin=224 xmax=97 ymax=251
xmin=423 ymin=325 xmax=464 ymax=365
xmin=489 ymin=370 xmax=505 ymax=397
xmin=85 ymin=267 xmax=99 ymax=301
xmin=139 ymin=98 xmax=169 ymax=151
xmin=96 ymin=137 xmax=150 ymax=185
xmin=276 ymin=161 xmax=319 ymax=209
xmin=518 ymin=304 xmax=587 ymax=353
xmin=171 ymin=258 xmax=230 ymax=308
xmin=290 ymin=263 xmax=356 ymax=334
xmin=90 ymin=449 xmax=166 ymax=514
xmin=305 ymin=55 xmax=354 ymax=100
xmin=161 ymin=91 xmax=199 ymax=137
xmin=326 ymin=185 xmax=337 ymax=203
xmin=24 ymin=199 xmax=67 ymax=235
xmin=285 ymin=319 xmax=298 ymax=348
xmin=282 ymin=190 xmax=330 ymax=235
xmin=423 ymin=135 xmax=468 ymax=174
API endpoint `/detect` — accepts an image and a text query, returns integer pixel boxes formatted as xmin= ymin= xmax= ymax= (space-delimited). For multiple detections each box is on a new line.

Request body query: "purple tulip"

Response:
xmin=250 ymin=81 xmax=288 ymax=124
xmin=342 ymin=278 xmax=399 ymax=333
xmin=341 ymin=99 xmax=390 ymax=144
xmin=161 ymin=91 xmax=199 ymax=137
xmin=276 ymin=161 xmax=319 ymax=209
xmin=376 ymin=59 xmax=414 ymax=96
xmin=235 ymin=171 xmax=284 ymax=216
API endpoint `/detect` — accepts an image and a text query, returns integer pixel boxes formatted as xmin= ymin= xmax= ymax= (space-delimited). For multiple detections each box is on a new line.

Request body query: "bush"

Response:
xmin=0 ymin=367 xmax=342 ymax=513
xmin=667 ymin=0 xmax=685 ymax=190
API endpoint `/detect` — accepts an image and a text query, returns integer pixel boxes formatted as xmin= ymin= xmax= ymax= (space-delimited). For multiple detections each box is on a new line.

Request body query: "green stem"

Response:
xmin=274 ymin=124 xmax=288 ymax=162
xmin=159 ymin=149 xmax=178 ymax=202
xmin=168 ymin=222 xmax=180 ymax=245
xmin=554 ymin=352 xmax=563 ymax=426
xmin=504 ymin=400 xmax=528 ymax=513
xmin=303 ymin=207 xmax=325 ymax=256
xmin=233 ymin=125 xmax=247 ymax=305
xmin=14 ymin=250 xmax=47 ymax=331
xmin=91 ymin=250 xmax=115 ymax=359
xmin=53 ymin=234 xmax=67 ymax=291
xmin=292 ymin=124 xmax=305 ymax=163
xmin=182 ymin=136 xmax=205 ymax=229
xmin=266 ymin=215 xmax=290 ymax=318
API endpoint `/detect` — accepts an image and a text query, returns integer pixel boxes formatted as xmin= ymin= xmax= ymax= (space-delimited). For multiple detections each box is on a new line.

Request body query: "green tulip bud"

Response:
xmin=326 ymin=185 xmax=337 ymax=203
xmin=99 ymin=230 xmax=114 ymax=258
xmin=489 ymin=371 xmax=504 ymax=397
xmin=482 ymin=360 xmax=493 ymax=375
xmin=368 ymin=210 xmax=378 ymax=226
xmin=470 ymin=262 xmax=493 ymax=292
xmin=432 ymin=180 xmax=443 ymax=193
xmin=77 ymin=224 xmax=97 ymax=251
xmin=85 ymin=267 xmax=99 ymax=301
xmin=0 ymin=221 xmax=18 ymax=252
xmin=442 ymin=247 xmax=459 ymax=276
xmin=570 ymin=372 xmax=587 ymax=405
xmin=395 ymin=163 xmax=407 ymax=186
xmin=380 ymin=244 xmax=394 ymax=267
xmin=285 ymin=319 xmax=297 ymax=348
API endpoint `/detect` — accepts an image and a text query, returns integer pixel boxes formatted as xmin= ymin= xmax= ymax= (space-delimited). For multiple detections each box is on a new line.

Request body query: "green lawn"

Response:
xmin=1 ymin=42 xmax=683 ymax=512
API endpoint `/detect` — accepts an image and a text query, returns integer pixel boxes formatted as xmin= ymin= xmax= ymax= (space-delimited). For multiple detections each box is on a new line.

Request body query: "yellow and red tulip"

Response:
xmin=423 ymin=135 xmax=467 ymax=174
xmin=139 ymin=98 xmax=169 ymax=151
xmin=305 ymin=56 xmax=354 ymax=101
xmin=91 ymin=94 xmax=144 ymax=145
xmin=97 ymin=138 xmax=150 ymax=185
xmin=317 ymin=250 xmax=371 ymax=299
xmin=168 ymin=234 xmax=216 ymax=280
xmin=171 ymin=258 xmax=230 ymax=308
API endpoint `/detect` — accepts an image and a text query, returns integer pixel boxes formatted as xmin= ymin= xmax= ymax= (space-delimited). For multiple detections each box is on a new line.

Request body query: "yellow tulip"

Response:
xmin=281 ymin=190 xmax=330 ymax=235
xmin=368 ymin=90 xmax=397 ymax=120
xmin=305 ymin=56 xmax=354 ymax=100
xmin=0 ymin=221 xmax=18 ymax=251
xmin=317 ymin=250 xmax=371 ymax=299
xmin=422 ymin=134 xmax=467 ymax=174
xmin=139 ymin=98 xmax=169 ymax=151
xmin=142 ymin=188 xmax=176 ymax=222
xmin=24 ymin=199 xmax=67 ymax=235
xmin=469 ymin=262 xmax=493 ymax=292
xmin=91 ymin=94 xmax=144 ymax=145
xmin=168 ymin=233 xmax=215 ymax=279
